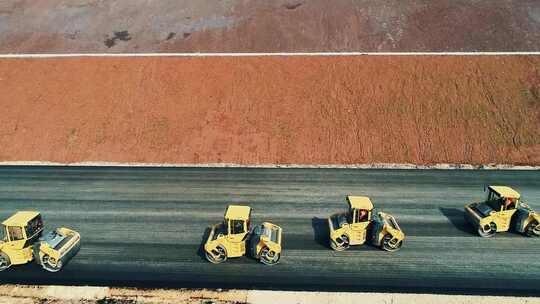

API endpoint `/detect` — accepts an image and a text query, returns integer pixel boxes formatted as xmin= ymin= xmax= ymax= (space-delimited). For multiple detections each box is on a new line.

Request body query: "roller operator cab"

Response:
xmin=0 ymin=211 xmax=80 ymax=272
xmin=204 ymin=205 xmax=282 ymax=265
xmin=328 ymin=196 xmax=405 ymax=252
xmin=465 ymin=186 xmax=540 ymax=237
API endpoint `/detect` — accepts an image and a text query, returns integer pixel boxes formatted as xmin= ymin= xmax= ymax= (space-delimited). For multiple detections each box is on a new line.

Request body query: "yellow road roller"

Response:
xmin=328 ymin=196 xmax=405 ymax=252
xmin=204 ymin=205 xmax=282 ymax=265
xmin=465 ymin=186 xmax=540 ymax=237
xmin=0 ymin=211 xmax=81 ymax=272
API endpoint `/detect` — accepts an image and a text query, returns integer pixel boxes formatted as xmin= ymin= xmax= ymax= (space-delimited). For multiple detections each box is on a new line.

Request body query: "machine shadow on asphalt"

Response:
xmin=197 ymin=227 xmax=212 ymax=261
xmin=439 ymin=207 xmax=476 ymax=234
xmin=311 ymin=217 xmax=330 ymax=249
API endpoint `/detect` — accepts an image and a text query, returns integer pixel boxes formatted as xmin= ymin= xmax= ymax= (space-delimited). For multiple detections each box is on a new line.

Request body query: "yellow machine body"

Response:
xmin=204 ymin=205 xmax=251 ymax=260
xmin=0 ymin=212 xmax=43 ymax=267
xmin=37 ymin=227 xmax=81 ymax=272
xmin=249 ymin=222 xmax=282 ymax=265
xmin=204 ymin=205 xmax=282 ymax=265
xmin=328 ymin=196 xmax=405 ymax=252
xmin=0 ymin=211 xmax=80 ymax=272
xmin=370 ymin=212 xmax=406 ymax=249
xmin=465 ymin=186 xmax=540 ymax=237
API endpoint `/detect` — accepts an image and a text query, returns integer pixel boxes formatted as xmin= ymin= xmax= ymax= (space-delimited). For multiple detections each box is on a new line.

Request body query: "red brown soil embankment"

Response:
xmin=0 ymin=56 xmax=539 ymax=165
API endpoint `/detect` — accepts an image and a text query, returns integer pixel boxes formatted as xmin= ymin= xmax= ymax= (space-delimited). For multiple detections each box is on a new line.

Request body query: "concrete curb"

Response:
xmin=246 ymin=290 xmax=540 ymax=304
xmin=44 ymin=286 xmax=109 ymax=300
xmin=2 ymin=285 xmax=109 ymax=301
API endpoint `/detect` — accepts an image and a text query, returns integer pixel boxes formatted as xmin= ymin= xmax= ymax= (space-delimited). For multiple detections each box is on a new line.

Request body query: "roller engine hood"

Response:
xmin=41 ymin=230 xmax=67 ymax=250
xmin=472 ymin=203 xmax=495 ymax=217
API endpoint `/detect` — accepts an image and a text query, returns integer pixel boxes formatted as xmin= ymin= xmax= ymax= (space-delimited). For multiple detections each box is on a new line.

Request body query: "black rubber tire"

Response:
xmin=205 ymin=246 xmax=227 ymax=264
xmin=0 ymin=253 xmax=11 ymax=271
xmin=330 ymin=235 xmax=350 ymax=252
xmin=478 ymin=222 xmax=497 ymax=238
xmin=259 ymin=247 xmax=280 ymax=265
xmin=381 ymin=234 xmax=403 ymax=252
xmin=525 ymin=220 xmax=540 ymax=237
xmin=40 ymin=255 xmax=64 ymax=272
xmin=41 ymin=255 xmax=63 ymax=272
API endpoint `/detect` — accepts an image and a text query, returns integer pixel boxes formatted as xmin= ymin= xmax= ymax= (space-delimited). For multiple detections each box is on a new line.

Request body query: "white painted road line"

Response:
xmin=0 ymin=52 xmax=539 ymax=58
xmin=0 ymin=161 xmax=539 ymax=170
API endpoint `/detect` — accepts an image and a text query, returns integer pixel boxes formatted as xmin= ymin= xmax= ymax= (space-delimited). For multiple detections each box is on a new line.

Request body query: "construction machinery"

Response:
xmin=465 ymin=186 xmax=540 ymax=237
xmin=203 ymin=205 xmax=282 ymax=265
xmin=328 ymin=196 xmax=405 ymax=252
xmin=0 ymin=211 xmax=81 ymax=272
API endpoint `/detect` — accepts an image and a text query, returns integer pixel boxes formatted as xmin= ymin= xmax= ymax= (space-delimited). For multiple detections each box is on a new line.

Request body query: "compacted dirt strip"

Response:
xmin=0 ymin=56 xmax=539 ymax=165
xmin=1 ymin=284 xmax=539 ymax=304
xmin=1 ymin=0 xmax=540 ymax=52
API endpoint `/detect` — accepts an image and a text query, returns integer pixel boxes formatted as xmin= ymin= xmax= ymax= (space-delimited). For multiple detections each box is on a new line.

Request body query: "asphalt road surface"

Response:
xmin=0 ymin=166 xmax=539 ymax=295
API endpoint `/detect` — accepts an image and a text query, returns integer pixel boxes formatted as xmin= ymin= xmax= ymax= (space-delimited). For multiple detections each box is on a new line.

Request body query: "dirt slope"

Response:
xmin=0 ymin=0 xmax=539 ymax=52
xmin=0 ymin=56 xmax=539 ymax=165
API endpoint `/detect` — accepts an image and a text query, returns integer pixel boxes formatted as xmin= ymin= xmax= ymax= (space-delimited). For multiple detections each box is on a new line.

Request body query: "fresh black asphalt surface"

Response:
xmin=0 ymin=166 xmax=539 ymax=295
